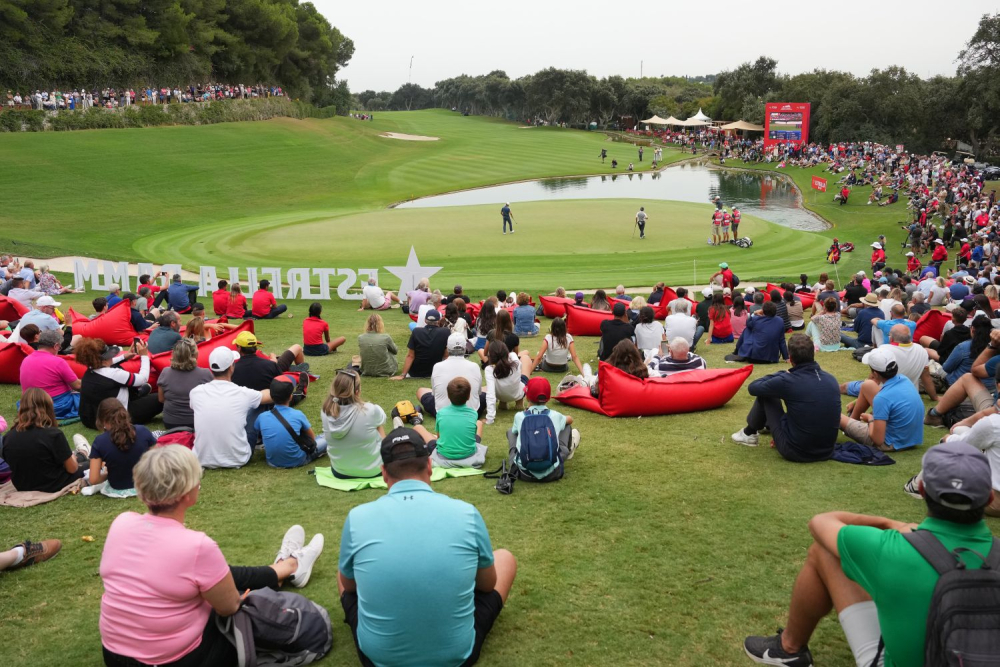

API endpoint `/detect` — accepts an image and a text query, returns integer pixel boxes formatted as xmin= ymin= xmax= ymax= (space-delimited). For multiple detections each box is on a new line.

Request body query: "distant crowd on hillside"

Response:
xmin=3 ymin=83 xmax=284 ymax=112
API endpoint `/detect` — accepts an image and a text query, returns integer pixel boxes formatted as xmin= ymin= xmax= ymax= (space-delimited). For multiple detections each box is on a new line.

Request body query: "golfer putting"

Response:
xmin=501 ymin=202 xmax=515 ymax=234
xmin=634 ymin=206 xmax=648 ymax=239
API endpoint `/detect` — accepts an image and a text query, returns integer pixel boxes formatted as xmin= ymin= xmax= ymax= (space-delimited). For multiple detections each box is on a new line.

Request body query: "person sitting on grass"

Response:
xmin=727 ymin=300 xmax=788 ymax=364
xmin=359 ymin=276 xmax=399 ymax=311
xmin=156 ymin=338 xmax=212 ymax=431
xmin=706 ymin=293 xmax=734 ymax=344
xmin=634 ymin=305 xmax=665 ymax=352
xmin=190 ymin=347 xmax=272 ymax=469
xmin=393 ymin=310 xmax=451 ymax=380
xmin=212 ymin=279 xmax=229 ymax=317
xmin=153 ymin=273 xmax=198 ymax=313
xmin=841 ymin=324 xmax=938 ymax=418
xmin=89 ymin=296 xmax=108 ymax=319
xmin=512 ymin=292 xmax=539 ymax=336
xmin=250 ymin=279 xmax=289 ymax=319
xmin=806 ymin=297 xmax=842 ymax=352
xmin=527 ymin=316 xmax=584 ymax=375
xmin=81 ymin=398 xmax=156 ymax=495
xmin=337 ymin=426 xmax=516 ymax=667
xmin=924 ymin=327 xmax=1000 ymax=428
xmin=478 ymin=309 xmax=520 ymax=362
xmin=402 ymin=377 xmax=487 ymax=469
xmin=647 ymin=337 xmax=706 ymax=377
xmin=322 ymin=368 xmax=386 ymax=480
xmin=146 ymin=311 xmax=181 ymax=355
xmin=99 ymin=446 xmax=324 ymax=667
xmin=225 ymin=282 xmax=249 ymax=320
xmin=255 ymin=377 xmax=327 ymax=469
xmin=302 ymin=302 xmax=346 ymax=356
xmin=404 ymin=277 xmax=431 ymax=315
xmin=483 ymin=342 xmax=530 ymax=426
xmin=77 ymin=337 xmax=161 ymax=429
xmin=839 ymin=347 xmax=924 ymax=452
xmin=586 ymin=339 xmax=648 ymax=396
xmin=743 ymin=440 xmax=996 ymax=667
xmin=598 ymin=302 xmax=635 ymax=361
xmin=2 ymin=388 xmax=88 ymax=493
xmin=416 ymin=333 xmax=484 ymax=418
xmin=919 ymin=306 xmax=971 ymax=363
xmin=507 ymin=377 xmax=580 ymax=482
xmin=358 ymin=312 xmax=398 ymax=377
xmin=19 ymin=329 xmax=81 ymax=420
xmin=731 ymin=334 xmax=840 ymax=462
xmin=590 ymin=289 xmax=611 ymax=311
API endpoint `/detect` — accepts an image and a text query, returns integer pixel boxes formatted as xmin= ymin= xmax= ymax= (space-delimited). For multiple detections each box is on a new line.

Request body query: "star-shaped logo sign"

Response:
xmin=384 ymin=246 xmax=442 ymax=295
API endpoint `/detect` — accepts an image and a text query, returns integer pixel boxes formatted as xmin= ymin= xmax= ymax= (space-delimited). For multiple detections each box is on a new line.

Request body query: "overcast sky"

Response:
xmin=313 ymin=0 xmax=996 ymax=92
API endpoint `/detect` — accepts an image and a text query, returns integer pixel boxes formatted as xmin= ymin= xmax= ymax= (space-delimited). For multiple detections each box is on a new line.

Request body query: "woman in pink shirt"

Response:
xmin=99 ymin=446 xmax=325 ymax=666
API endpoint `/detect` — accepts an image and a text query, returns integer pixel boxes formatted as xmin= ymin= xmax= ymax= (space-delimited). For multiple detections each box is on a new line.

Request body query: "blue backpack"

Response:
xmin=516 ymin=409 xmax=560 ymax=472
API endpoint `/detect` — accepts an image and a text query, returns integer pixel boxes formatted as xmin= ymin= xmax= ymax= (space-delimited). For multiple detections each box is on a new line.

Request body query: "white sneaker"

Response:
xmin=731 ymin=429 xmax=759 ymax=447
xmin=567 ymin=429 xmax=581 ymax=460
xmin=275 ymin=525 xmax=305 ymax=563
xmin=72 ymin=434 xmax=91 ymax=457
xmin=582 ymin=363 xmax=593 ymax=380
xmin=291 ymin=534 xmax=324 ymax=588
xmin=392 ymin=416 xmax=405 ymax=430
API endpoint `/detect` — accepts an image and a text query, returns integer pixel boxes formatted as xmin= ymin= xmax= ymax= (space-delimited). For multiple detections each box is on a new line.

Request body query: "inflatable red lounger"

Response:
xmin=538 ymin=295 xmax=577 ymax=318
xmin=0 ymin=295 xmax=29 ymax=322
xmin=611 ymin=297 xmax=668 ymax=320
xmin=556 ymin=363 xmax=753 ymax=417
xmin=67 ymin=301 xmax=137 ymax=346
xmin=564 ymin=303 xmax=614 ymax=336
xmin=765 ymin=283 xmax=816 ymax=309
xmin=914 ymin=309 xmax=950 ymax=342
xmin=0 ymin=342 xmax=35 ymax=384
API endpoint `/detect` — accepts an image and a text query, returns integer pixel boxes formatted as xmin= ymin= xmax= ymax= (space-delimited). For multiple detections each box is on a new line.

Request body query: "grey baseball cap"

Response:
xmin=922 ymin=441 xmax=992 ymax=510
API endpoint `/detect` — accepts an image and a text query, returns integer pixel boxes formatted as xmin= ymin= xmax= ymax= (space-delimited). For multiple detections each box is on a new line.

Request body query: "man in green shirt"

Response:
xmin=744 ymin=440 xmax=996 ymax=667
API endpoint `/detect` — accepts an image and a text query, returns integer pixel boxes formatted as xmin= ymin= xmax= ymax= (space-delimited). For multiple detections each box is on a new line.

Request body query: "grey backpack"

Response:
xmin=904 ymin=530 xmax=1000 ymax=667
xmin=220 ymin=588 xmax=333 ymax=666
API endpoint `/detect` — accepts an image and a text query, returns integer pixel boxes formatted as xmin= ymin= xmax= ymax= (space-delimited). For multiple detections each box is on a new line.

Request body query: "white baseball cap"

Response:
xmin=906 ymin=251 xmax=914 ymax=257
xmin=208 ymin=347 xmax=239 ymax=372
xmin=871 ymin=242 xmax=882 ymax=249
xmin=935 ymin=239 xmax=944 ymax=244
xmin=447 ymin=333 xmax=467 ymax=354
xmin=36 ymin=295 xmax=60 ymax=307
xmin=862 ymin=347 xmax=898 ymax=374
xmin=702 ymin=287 xmax=713 ymax=298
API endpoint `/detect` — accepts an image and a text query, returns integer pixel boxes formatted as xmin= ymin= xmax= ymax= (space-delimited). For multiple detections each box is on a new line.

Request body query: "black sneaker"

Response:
xmin=288 ymin=363 xmax=310 ymax=373
xmin=744 ymin=630 xmax=813 ymax=666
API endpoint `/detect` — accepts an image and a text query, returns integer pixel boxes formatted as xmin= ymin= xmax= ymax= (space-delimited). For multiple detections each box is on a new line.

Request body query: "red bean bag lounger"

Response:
xmin=611 ymin=297 xmax=668 ymax=320
xmin=765 ymin=283 xmax=816 ymax=309
xmin=564 ymin=303 xmax=614 ymax=336
xmin=538 ymin=295 xmax=577 ymax=318
xmin=0 ymin=342 xmax=35 ymax=384
xmin=556 ymin=362 xmax=754 ymax=417
xmin=0 ymin=295 xmax=29 ymax=321
xmin=67 ymin=301 xmax=137 ymax=346
xmin=914 ymin=309 xmax=950 ymax=342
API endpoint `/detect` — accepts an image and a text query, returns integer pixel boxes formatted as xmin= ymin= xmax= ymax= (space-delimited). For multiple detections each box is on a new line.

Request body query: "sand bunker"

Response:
xmin=379 ymin=132 xmax=439 ymax=141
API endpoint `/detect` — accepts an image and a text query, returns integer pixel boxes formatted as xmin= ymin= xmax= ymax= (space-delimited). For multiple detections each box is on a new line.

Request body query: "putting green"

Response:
xmin=131 ymin=199 xmax=832 ymax=290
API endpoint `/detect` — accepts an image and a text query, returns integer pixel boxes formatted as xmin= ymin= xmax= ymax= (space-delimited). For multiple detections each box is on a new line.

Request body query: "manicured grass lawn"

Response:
xmin=0 ymin=290 xmax=987 ymax=666
xmin=1 ymin=115 xmax=993 ymax=665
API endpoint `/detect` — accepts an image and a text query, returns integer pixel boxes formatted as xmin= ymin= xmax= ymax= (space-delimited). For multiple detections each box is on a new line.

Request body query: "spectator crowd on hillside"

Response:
xmin=4 ymin=83 xmax=284 ymax=111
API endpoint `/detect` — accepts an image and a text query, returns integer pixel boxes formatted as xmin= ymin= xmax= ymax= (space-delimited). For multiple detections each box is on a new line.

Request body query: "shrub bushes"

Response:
xmin=0 ymin=98 xmax=335 ymax=132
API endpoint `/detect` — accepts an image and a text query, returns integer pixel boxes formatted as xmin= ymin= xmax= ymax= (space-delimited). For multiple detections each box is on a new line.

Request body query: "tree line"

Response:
xmin=357 ymin=13 xmax=1000 ymax=155
xmin=0 ymin=0 xmax=353 ymax=106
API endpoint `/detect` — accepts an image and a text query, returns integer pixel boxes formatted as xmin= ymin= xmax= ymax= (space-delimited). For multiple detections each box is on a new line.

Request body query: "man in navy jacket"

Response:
xmin=727 ymin=300 xmax=788 ymax=363
xmin=732 ymin=334 xmax=841 ymax=462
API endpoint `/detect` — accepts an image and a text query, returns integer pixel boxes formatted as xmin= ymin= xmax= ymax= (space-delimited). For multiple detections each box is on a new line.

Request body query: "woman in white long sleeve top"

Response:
xmin=483 ymin=341 xmax=527 ymax=425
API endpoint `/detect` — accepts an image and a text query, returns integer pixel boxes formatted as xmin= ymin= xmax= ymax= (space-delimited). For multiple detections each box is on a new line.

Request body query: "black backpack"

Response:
xmin=903 ymin=530 xmax=1000 ymax=667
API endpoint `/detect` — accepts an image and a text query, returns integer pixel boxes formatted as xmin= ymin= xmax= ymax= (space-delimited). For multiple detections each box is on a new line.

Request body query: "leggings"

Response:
xmin=101 ymin=566 xmax=277 ymax=667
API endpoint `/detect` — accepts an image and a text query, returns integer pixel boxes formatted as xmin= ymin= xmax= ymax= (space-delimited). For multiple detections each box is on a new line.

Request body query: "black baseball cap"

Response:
xmin=424 ymin=310 xmax=442 ymax=323
xmin=380 ymin=427 xmax=436 ymax=463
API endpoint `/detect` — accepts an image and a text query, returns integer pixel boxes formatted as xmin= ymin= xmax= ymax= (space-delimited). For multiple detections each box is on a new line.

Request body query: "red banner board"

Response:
xmin=811 ymin=176 xmax=827 ymax=192
xmin=764 ymin=102 xmax=811 ymax=147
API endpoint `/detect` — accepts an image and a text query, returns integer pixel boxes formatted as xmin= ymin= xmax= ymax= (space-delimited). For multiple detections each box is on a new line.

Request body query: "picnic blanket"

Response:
xmin=314 ymin=466 xmax=484 ymax=491
xmin=0 ymin=478 xmax=85 ymax=507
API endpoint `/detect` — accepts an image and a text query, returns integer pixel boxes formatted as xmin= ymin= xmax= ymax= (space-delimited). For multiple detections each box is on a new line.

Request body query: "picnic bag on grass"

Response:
xmin=898 ymin=530 xmax=1000 ymax=667
xmin=516 ymin=409 xmax=560 ymax=472
xmin=220 ymin=588 xmax=333 ymax=667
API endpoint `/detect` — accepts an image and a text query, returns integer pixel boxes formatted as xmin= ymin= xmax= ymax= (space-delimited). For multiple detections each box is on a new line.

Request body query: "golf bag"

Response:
xmin=735 ymin=237 xmax=753 ymax=249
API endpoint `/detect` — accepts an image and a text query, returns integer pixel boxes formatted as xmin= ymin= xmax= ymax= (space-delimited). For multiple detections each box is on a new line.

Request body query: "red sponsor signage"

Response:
xmin=811 ymin=176 xmax=827 ymax=192
xmin=764 ymin=102 xmax=811 ymax=147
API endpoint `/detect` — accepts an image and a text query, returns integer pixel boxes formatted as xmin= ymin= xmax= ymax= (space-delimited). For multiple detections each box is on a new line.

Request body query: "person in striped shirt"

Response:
xmin=647 ymin=337 xmax=707 ymax=377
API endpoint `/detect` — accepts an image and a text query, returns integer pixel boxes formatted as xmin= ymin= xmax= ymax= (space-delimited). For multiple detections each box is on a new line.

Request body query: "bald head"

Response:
xmin=889 ymin=324 xmax=912 ymax=344
xmin=890 ymin=303 xmax=906 ymax=319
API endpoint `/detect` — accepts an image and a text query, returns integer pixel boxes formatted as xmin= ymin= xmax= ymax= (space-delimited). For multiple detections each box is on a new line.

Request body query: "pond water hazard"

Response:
xmin=395 ymin=161 xmax=828 ymax=231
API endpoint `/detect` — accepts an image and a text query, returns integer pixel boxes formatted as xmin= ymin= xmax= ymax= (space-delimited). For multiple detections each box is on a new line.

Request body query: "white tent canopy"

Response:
xmin=641 ymin=115 xmax=670 ymax=125
xmin=663 ymin=115 xmax=681 ymax=125
xmin=720 ymin=120 xmax=765 ymax=132
xmin=669 ymin=117 xmax=710 ymax=127
xmin=690 ymin=108 xmax=712 ymax=122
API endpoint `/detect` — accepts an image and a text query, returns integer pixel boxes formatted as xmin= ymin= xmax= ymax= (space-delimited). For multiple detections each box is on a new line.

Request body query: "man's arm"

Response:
xmin=746 ymin=371 xmax=789 ymax=398
xmin=920 ymin=367 xmax=939 ymax=401
xmin=475 ymin=565 xmax=498 ymax=594
xmin=391 ymin=349 xmax=415 ymax=380
xmin=808 ymin=511 xmax=917 ymax=557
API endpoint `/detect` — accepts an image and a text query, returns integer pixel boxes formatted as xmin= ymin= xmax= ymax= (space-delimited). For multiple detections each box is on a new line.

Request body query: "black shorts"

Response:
xmin=340 ymin=589 xmax=503 ymax=667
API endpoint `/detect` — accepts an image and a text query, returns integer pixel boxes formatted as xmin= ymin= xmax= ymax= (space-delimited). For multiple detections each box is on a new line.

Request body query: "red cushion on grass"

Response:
xmin=149 ymin=320 xmax=256 ymax=375
xmin=556 ymin=363 xmax=753 ymax=417
xmin=68 ymin=301 xmax=136 ymax=346
xmin=0 ymin=342 xmax=34 ymax=384
xmin=553 ymin=385 xmax=610 ymax=416
xmin=564 ymin=303 xmax=614 ymax=336
xmin=0 ymin=295 xmax=29 ymax=321
xmin=611 ymin=297 xmax=667 ymax=319
xmin=538 ymin=295 xmax=576 ymax=318
xmin=914 ymin=309 xmax=950 ymax=342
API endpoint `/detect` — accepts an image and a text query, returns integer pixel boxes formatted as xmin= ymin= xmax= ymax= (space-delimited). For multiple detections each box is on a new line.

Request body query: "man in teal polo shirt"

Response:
xmin=337 ymin=427 xmax=517 ymax=666
xmin=743 ymin=440 xmax=996 ymax=666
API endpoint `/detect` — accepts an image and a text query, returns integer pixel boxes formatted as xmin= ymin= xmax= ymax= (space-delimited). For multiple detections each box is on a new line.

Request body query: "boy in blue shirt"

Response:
xmin=255 ymin=377 xmax=326 ymax=467
xmin=508 ymin=378 xmax=580 ymax=481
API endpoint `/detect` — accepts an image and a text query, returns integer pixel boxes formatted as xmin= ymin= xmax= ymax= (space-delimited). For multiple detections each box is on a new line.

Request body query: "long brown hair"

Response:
xmin=73 ymin=337 xmax=107 ymax=370
xmin=185 ymin=316 xmax=206 ymax=341
xmin=322 ymin=368 xmax=361 ymax=419
xmin=15 ymin=388 xmax=57 ymax=431
xmin=229 ymin=282 xmax=243 ymax=304
xmin=97 ymin=398 xmax=136 ymax=451
xmin=488 ymin=341 xmax=514 ymax=379
xmin=494 ymin=309 xmax=512 ymax=339
xmin=607 ymin=340 xmax=648 ymax=379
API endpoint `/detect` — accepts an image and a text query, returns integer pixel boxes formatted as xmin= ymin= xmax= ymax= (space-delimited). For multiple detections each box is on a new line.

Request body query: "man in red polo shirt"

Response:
xmin=212 ymin=279 xmax=229 ymax=317
xmin=710 ymin=262 xmax=735 ymax=289
xmin=251 ymin=279 xmax=289 ymax=319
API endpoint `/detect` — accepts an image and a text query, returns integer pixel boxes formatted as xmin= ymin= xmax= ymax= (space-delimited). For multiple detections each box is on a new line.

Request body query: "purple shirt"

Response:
xmin=407 ymin=289 xmax=430 ymax=311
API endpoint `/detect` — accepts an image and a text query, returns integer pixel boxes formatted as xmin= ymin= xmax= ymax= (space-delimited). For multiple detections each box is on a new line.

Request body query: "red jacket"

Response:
xmin=871 ymin=249 xmax=885 ymax=265
xmin=907 ymin=256 xmax=921 ymax=273
xmin=932 ymin=245 xmax=948 ymax=262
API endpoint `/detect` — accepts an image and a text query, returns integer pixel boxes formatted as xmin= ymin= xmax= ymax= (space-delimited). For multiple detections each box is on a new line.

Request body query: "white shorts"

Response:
xmin=838 ymin=601 xmax=884 ymax=667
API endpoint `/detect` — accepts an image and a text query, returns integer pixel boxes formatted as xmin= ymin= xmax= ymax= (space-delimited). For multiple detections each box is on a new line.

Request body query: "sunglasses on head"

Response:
xmin=337 ymin=368 xmax=359 ymax=378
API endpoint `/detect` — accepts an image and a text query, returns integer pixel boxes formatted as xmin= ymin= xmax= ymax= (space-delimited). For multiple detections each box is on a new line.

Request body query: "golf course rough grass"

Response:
xmin=0 ymin=111 xmax=974 ymax=666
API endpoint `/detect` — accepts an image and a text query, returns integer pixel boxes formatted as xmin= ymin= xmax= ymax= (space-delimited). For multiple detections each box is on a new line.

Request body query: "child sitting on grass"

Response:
xmin=302 ymin=302 xmax=347 ymax=356
xmin=255 ymin=377 xmax=327 ymax=468
xmin=398 ymin=377 xmax=486 ymax=468
xmin=508 ymin=377 xmax=580 ymax=482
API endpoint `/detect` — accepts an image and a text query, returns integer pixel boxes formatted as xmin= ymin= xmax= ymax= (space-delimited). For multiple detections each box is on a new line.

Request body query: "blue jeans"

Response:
xmin=692 ymin=325 xmax=705 ymax=351
xmin=840 ymin=333 xmax=863 ymax=349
